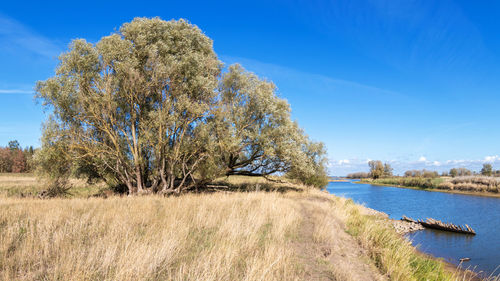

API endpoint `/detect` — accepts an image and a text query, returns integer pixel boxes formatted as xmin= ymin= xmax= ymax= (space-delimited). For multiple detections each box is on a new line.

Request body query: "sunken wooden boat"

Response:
xmin=401 ymin=215 xmax=476 ymax=235
xmin=401 ymin=215 xmax=418 ymax=223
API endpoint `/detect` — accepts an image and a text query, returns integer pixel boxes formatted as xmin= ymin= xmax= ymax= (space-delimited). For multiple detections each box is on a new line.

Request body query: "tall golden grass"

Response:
xmin=441 ymin=176 xmax=500 ymax=193
xmin=0 ymin=173 xmax=104 ymax=198
xmin=0 ymin=193 xmax=303 ymax=280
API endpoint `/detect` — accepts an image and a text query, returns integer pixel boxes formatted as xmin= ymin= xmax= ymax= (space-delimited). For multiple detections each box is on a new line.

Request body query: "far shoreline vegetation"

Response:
xmin=346 ymin=160 xmax=500 ymax=196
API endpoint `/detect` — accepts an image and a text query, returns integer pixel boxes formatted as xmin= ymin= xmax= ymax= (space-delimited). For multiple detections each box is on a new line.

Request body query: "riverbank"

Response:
xmin=0 ymin=174 xmax=480 ymax=280
xmin=330 ymin=180 xmax=500 ymax=279
xmin=357 ymin=178 xmax=500 ymax=198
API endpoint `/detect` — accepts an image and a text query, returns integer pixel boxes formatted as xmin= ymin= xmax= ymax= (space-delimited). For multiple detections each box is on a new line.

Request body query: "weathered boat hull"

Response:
xmin=401 ymin=215 xmax=476 ymax=235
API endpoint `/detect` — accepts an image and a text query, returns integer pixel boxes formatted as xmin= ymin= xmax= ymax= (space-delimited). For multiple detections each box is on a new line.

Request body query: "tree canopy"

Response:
xmin=368 ymin=160 xmax=384 ymax=179
xmin=0 ymin=141 xmax=35 ymax=173
xmin=481 ymin=163 xmax=493 ymax=176
xmin=35 ymin=17 xmax=328 ymax=194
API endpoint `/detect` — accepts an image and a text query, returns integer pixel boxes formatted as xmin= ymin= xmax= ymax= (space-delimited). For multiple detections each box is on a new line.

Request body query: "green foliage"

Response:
xmin=33 ymin=119 xmax=73 ymax=180
xmin=449 ymin=167 xmax=471 ymax=177
xmin=368 ymin=177 xmax=445 ymax=189
xmin=32 ymin=119 xmax=76 ymax=195
xmin=216 ymin=64 xmax=295 ymax=176
xmin=383 ymin=163 xmax=393 ymax=177
xmin=286 ymin=141 xmax=329 ymax=188
xmin=8 ymin=140 xmax=20 ymax=151
xmin=403 ymin=169 xmax=439 ymax=178
xmin=213 ymin=64 xmax=328 ymax=188
xmin=481 ymin=163 xmax=493 ymax=176
xmin=36 ymin=18 xmax=222 ymax=194
xmin=449 ymin=168 xmax=457 ymax=177
xmin=35 ymin=17 xmax=328 ymax=193
xmin=368 ymin=160 xmax=385 ymax=179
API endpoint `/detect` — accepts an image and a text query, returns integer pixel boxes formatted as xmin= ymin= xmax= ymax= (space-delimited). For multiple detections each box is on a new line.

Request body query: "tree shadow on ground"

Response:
xmin=189 ymin=180 xmax=305 ymax=194
xmin=89 ymin=178 xmax=306 ymax=198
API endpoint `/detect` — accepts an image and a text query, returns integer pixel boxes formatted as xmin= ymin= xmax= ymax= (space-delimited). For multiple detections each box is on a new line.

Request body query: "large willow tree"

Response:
xmin=36 ymin=17 xmax=328 ymax=194
xmin=214 ymin=64 xmax=327 ymax=184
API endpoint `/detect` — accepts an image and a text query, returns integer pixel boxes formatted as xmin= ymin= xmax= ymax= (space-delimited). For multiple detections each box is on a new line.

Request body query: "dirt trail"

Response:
xmin=292 ymin=196 xmax=387 ymax=281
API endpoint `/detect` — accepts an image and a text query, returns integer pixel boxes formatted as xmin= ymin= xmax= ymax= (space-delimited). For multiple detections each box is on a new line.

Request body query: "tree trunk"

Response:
xmin=125 ymin=180 xmax=135 ymax=195
xmin=135 ymin=167 xmax=144 ymax=193
xmin=160 ymin=158 xmax=169 ymax=191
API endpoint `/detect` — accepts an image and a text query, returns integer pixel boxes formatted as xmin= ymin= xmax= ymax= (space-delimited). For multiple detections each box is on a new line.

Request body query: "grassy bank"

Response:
xmin=360 ymin=176 xmax=500 ymax=197
xmin=0 ymin=175 xmax=483 ymax=280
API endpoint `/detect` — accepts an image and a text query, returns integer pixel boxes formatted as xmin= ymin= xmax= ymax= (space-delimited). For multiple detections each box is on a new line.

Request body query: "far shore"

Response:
xmin=328 ymin=179 xmax=349 ymax=182
xmin=354 ymin=180 xmax=500 ymax=199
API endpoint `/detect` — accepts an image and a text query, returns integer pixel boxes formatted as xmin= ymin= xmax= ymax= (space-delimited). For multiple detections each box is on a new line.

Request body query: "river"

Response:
xmin=327 ymin=180 xmax=500 ymax=277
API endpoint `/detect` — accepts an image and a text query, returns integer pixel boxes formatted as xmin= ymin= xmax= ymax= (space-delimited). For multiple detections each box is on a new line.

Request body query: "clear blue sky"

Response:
xmin=1 ymin=0 xmax=500 ymax=175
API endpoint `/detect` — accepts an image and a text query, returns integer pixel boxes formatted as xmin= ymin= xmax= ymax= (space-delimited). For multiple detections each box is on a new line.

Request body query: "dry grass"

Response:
xmin=0 ymin=192 xmax=303 ymax=281
xmin=0 ymin=173 xmax=105 ymax=198
xmin=0 ymin=175 xmax=490 ymax=281
xmin=340 ymin=198 xmax=453 ymax=281
xmin=440 ymin=176 xmax=500 ymax=193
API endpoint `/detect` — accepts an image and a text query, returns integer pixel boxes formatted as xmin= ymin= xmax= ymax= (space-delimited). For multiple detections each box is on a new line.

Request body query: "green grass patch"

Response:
xmin=362 ymin=177 xmax=444 ymax=190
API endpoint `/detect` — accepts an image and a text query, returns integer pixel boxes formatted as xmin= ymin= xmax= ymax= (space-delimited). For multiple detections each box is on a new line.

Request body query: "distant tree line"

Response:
xmin=0 ymin=140 xmax=35 ymax=173
xmin=403 ymin=169 xmax=439 ymax=178
xmin=347 ymin=162 xmax=500 ymax=179
xmin=478 ymin=163 xmax=500 ymax=176
xmin=448 ymin=167 xmax=472 ymax=177
xmin=367 ymin=160 xmax=393 ymax=179
xmin=34 ymin=18 xmax=328 ymax=195
xmin=405 ymin=165 xmax=500 ymax=178
xmin=345 ymin=161 xmax=392 ymax=179
xmin=345 ymin=160 xmax=393 ymax=179
xmin=345 ymin=172 xmax=371 ymax=179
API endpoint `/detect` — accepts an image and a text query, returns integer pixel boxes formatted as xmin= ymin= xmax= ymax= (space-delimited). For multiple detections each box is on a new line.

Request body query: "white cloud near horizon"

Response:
xmin=484 ymin=155 xmax=500 ymax=162
xmin=329 ymin=156 xmax=500 ymax=176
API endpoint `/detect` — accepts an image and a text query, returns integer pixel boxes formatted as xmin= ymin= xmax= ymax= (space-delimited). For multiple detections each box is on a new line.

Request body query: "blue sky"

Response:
xmin=1 ymin=0 xmax=500 ymax=175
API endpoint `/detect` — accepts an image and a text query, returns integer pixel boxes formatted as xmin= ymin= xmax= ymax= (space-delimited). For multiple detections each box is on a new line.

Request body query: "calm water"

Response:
xmin=327 ymin=180 xmax=500 ymax=277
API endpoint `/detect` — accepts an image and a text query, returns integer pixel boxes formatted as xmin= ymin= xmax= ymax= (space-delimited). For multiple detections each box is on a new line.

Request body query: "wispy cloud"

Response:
xmin=0 ymin=89 xmax=33 ymax=94
xmin=293 ymin=0 xmax=487 ymax=72
xmin=220 ymin=55 xmax=409 ymax=100
xmin=0 ymin=14 xmax=61 ymax=59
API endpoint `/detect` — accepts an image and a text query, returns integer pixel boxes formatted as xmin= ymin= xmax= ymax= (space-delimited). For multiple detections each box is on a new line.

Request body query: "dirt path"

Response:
xmin=292 ymin=196 xmax=387 ymax=281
